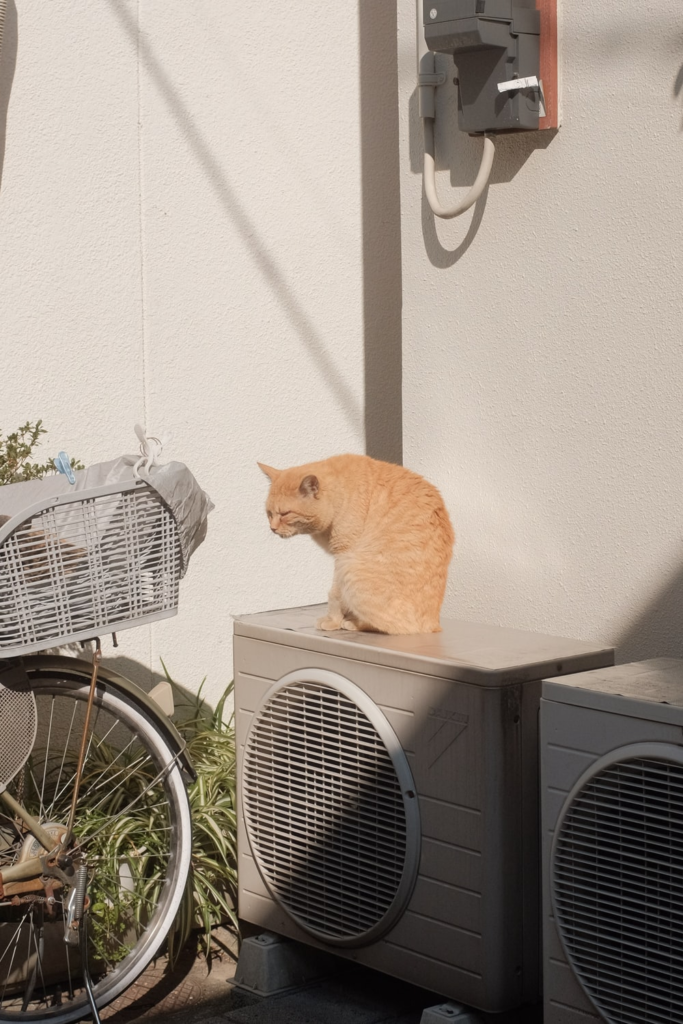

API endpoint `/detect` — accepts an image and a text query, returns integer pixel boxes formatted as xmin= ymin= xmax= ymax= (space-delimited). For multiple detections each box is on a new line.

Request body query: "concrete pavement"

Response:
xmin=101 ymin=933 xmax=541 ymax=1024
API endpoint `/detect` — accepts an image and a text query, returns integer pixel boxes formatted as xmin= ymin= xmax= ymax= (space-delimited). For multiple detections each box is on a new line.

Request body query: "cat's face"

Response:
xmin=258 ymin=463 xmax=326 ymax=538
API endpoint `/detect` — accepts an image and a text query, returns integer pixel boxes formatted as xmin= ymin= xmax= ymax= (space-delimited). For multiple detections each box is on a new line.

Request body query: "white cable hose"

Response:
xmin=423 ymin=116 xmax=495 ymax=219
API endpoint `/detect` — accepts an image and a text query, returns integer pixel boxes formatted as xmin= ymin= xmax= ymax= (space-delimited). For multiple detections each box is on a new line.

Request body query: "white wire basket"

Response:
xmin=0 ymin=478 xmax=182 ymax=657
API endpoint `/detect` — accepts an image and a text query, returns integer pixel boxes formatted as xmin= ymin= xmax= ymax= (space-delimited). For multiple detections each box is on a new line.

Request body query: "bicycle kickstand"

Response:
xmin=65 ymin=862 xmax=102 ymax=1024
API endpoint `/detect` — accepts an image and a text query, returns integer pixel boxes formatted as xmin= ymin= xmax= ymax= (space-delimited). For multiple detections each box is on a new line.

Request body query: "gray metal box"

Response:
xmin=235 ymin=605 xmax=612 ymax=1013
xmin=424 ymin=0 xmax=540 ymax=133
xmin=541 ymin=659 xmax=683 ymax=1024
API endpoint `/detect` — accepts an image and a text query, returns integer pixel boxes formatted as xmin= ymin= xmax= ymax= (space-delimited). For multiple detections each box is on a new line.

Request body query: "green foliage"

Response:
xmin=15 ymin=735 xmax=175 ymax=968
xmin=88 ymin=671 xmax=238 ymax=965
xmin=78 ymin=743 xmax=175 ymax=966
xmin=37 ymin=674 xmax=237 ymax=967
xmin=164 ymin=671 xmax=238 ymax=964
xmin=0 ymin=420 xmax=83 ymax=486
xmin=14 ymin=663 xmax=237 ymax=966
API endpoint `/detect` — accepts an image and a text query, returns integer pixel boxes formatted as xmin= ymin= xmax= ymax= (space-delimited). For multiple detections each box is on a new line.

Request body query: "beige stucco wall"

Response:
xmin=399 ymin=0 xmax=683 ymax=660
xmin=5 ymin=0 xmax=677 ymax=691
xmin=0 ymin=0 xmax=401 ymax=704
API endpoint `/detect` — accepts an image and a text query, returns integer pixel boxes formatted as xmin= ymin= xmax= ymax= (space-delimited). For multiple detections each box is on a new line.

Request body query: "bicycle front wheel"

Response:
xmin=0 ymin=658 xmax=192 ymax=1023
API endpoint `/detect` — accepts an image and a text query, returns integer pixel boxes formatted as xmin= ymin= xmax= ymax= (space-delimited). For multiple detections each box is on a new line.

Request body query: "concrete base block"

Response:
xmin=232 ymin=932 xmax=330 ymax=997
xmin=420 ymin=1003 xmax=484 ymax=1024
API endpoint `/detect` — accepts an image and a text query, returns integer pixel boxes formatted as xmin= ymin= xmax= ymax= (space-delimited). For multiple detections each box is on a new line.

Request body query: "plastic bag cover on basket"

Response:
xmin=0 ymin=457 xmax=213 ymax=577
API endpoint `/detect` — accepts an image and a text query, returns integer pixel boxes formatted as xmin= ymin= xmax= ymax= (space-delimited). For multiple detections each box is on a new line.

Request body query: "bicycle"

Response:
xmin=0 ymin=444 xmax=212 ymax=1022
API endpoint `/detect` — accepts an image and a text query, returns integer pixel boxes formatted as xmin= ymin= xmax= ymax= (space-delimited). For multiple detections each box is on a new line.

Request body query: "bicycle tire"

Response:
xmin=0 ymin=658 xmax=192 ymax=1023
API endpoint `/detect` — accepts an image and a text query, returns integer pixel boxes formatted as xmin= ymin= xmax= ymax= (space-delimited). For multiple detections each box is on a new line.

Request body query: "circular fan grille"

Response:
xmin=243 ymin=675 xmax=418 ymax=946
xmin=553 ymin=754 xmax=683 ymax=1024
xmin=0 ymin=682 xmax=37 ymax=786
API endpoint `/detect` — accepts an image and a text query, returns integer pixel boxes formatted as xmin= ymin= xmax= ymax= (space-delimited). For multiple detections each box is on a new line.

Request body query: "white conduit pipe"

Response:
xmin=423 ymin=117 xmax=495 ymax=219
xmin=418 ymin=44 xmax=495 ymax=220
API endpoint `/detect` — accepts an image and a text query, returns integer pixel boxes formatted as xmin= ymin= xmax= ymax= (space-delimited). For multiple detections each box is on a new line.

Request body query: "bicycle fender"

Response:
xmin=13 ymin=655 xmax=197 ymax=783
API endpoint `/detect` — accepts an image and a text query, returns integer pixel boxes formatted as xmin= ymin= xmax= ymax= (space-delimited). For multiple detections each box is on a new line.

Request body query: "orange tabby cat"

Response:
xmin=258 ymin=454 xmax=454 ymax=634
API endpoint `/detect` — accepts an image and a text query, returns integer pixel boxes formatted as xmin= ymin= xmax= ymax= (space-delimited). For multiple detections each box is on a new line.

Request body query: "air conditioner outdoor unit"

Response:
xmin=541 ymin=658 xmax=683 ymax=1024
xmin=234 ymin=604 xmax=612 ymax=1013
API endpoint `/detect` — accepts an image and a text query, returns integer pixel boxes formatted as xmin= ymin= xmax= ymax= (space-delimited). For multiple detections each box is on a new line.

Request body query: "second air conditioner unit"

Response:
xmin=541 ymin=658 xmax=683 ymax=1024
xmin=235 ymin=604 xmax=612 ymax=1013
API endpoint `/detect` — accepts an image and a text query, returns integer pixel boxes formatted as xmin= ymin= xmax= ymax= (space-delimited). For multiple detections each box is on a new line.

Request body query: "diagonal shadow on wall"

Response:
xmin=104 ymin=0 xmax=363 ymax=441
xmin=0 ymin=0 xmax=17 ymax=192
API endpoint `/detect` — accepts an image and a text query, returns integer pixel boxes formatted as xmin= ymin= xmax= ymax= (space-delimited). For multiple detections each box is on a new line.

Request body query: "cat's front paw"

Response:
xmin=340 ymin=618 xmax=361 ymax=631
xmin=317 ymin=615 xmax=342 ymax=631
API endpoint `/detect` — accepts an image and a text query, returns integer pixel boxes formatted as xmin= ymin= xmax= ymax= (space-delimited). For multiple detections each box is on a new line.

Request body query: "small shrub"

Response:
xmin=0 ymin=420 xmax=83 ymax=485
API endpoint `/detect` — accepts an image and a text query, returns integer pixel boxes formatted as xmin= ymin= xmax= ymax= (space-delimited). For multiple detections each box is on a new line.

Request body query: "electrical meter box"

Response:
xmin=424 ymin=0 xmax=541 ymax=133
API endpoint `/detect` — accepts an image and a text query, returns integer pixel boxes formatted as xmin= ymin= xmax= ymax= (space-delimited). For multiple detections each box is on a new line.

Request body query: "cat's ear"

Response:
xmin=299 ymin=475 xmax=319 ymax=498
xmin=257 ymin=462 xmax=280 ymax=481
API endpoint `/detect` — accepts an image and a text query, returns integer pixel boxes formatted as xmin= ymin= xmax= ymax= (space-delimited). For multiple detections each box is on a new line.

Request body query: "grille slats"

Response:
xmin=554 ymin=911 xmax=683 ymax=967
xmin=246 ymin=755 xmax=405 ymax=804
xmin=264 ymin=857 xmax=403 ymax=898
xmin=557 ymin=822 xmax=683 ymax=862
xmin=243 ymin=678 xmax=416 ymax=943
xmin=248 ymin=800 xmax=404 ymax=838
xmin=553 ymin=755 xmax=683 ymax=1024
xmin=274 ymin=877 xmax=393 ymax=914
xmin=252 ymin=821 xmax=406 ymax=866
xmin=255 ymin=710 xmax=399 ymax=751
xmin=555 ymin=881 xmax=683 ymax=929
xmin=566 ymin=942 xmax=683 ymax=986
xmin=247 ymin=741 xmax=401 ymax=782
xmin=567 ymin=795 xmax=683 ymax=831
xmin=257 ymin=711 xmax=396 ymax=749
xmin=586 ymin=774 xmax=683 ymax=800
xmin=556 ymin=839 xmax=683 ymax=878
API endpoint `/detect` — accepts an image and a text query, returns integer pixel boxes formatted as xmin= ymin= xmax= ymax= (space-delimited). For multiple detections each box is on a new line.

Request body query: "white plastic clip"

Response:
xmin=133 ymin=424 xmax=166 ymax=479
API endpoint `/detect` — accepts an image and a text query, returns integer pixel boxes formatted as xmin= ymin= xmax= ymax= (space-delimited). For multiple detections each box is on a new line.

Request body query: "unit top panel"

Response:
xmin=543 ymin=658 xmax=683 ymax=723
xmin=234 ymin=604 xmax=614 ymax=687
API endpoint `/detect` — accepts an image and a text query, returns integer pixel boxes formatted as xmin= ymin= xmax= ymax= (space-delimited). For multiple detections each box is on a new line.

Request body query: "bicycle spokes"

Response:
xmin=0 ymin=675 xmax=189 ymax=1021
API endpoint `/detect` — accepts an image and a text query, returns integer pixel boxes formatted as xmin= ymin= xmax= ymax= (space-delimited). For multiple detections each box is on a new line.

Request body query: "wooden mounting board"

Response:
xmin=537 ymin=0 xmax=559 ymax=129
